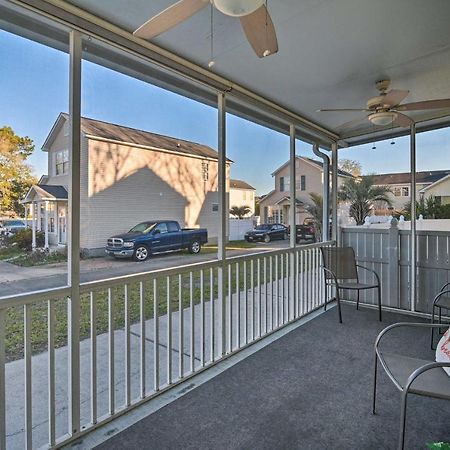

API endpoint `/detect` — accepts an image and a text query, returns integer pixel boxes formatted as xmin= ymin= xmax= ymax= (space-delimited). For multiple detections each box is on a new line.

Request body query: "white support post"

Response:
xmin=410 ymin=123 xmax=416 ymax=312
xmin=331 ymin=142 xmax=338 ymax=243
xmin=31 ymin=202 xmax=36 ymax=250
xmin=37 ymin=201 xmax=41 ymax=231
xmin=217 ymin=92 xmax=227 ymax=355
xmin=24 ymin=204 xmax=28 ymax=228
xmin=67 ymin=29 xmax=82 ymax=437
xmin=44 ymin=201 xmax=49 ymax=249
xmin=289 ymin=125 xmax=296 ymax=320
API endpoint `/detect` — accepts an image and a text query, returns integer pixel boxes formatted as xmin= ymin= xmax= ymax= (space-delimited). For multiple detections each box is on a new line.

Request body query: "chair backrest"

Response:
xmin=321 ymin=246 xmax=358 ymax=280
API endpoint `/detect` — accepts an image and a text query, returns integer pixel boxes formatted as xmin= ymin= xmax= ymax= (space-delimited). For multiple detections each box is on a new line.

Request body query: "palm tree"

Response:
xmin=305 ymin=193 xmax=324 ymax=240
xmin=338 ymin=175 xmax=392 ymax=225
xmin=230 ymin=205 xmax=251 ymax=219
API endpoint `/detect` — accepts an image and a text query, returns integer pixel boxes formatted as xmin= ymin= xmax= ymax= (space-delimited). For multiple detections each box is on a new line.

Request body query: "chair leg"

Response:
xmin=356 ymin=290 xmax=360 ymax=310
xmin=336 ymin=289 xmax=343 ymax=323
xmin=377 ymin=284 xmax=382 ymax=322
xmin=398 ymin=391 xmax=408 ymax=450
xmin=372 ymin=354 xmax=378 ymax=414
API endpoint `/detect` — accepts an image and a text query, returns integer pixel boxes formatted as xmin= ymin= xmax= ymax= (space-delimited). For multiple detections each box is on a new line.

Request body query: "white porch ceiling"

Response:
xmin=64 ymin=0 xmax=450 ymax=144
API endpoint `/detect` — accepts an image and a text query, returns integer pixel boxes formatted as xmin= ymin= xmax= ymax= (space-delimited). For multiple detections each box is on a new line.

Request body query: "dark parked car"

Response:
xmin=244 ymin=223 xmax=288 ymax=243
xmin=106 ymin=220 xmax=208 ymax=261
xmin=295 ymin=218 xmax=316 ymax=243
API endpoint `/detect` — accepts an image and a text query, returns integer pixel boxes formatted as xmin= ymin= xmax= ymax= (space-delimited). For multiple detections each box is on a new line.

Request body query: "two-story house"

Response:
xmin=229 ymin=179 xmax=256 ymax=217
xmin=22 ymin=113 xmax=232 ymax=254
xmin=259 ymin=156 xmax=352 ymax=225
xmin=371 ymin=170 xmax=450 ymax=214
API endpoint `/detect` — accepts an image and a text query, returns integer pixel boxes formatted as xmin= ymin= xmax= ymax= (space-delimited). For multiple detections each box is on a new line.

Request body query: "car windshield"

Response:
xmin=254 ymin=225 xmax=271 ymax=230
xmin=5 ymin=220 xmax=23 ymax=226
xmin=128 ymin=222 xmax=156 ymax=233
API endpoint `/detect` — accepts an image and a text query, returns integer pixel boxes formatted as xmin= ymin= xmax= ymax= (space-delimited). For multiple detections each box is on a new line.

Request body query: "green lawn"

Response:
xmin=0 ymin=247 xmax=23 ymax=261
xmin=4 ymin=257 xmax=293 ymax=362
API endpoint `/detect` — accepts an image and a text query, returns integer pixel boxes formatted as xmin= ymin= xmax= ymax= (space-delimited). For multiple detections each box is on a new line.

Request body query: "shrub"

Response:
xmin=436 ymin=204 xmax=450 ymax=219
xmin=12 ymin=228 xmax=45 ymax=250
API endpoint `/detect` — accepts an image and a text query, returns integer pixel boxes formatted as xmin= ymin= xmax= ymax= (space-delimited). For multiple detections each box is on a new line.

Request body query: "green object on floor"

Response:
xmin=426 ymin=443 xmax=450 ymax=450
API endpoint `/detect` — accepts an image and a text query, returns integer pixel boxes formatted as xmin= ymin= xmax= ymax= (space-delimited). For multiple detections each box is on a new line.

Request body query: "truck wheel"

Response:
xmin=189 ymin=240 xmax=201 ymax=254
xmin=264 ymin=234 xmax=271 ymax=243
xmin=134 ymin=245 xmax=149 ymax=262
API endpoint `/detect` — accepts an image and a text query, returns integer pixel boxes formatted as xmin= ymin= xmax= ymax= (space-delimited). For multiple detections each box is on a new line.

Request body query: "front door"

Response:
xmin=58 ymin=207 xmax=67 ymax=244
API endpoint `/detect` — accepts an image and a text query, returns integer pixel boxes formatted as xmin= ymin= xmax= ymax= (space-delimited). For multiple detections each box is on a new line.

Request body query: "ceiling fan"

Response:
xmin=133 ymin=0 xmax=278 ymax=59
xmin=318 ymin=79 xmax=450 ymax=130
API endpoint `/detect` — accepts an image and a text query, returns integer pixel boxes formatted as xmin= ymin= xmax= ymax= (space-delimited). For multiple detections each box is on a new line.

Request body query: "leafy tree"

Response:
xmin=0 ymin=126 xmax=36 ymax=216
xmin=230 ymin=205 xmax=251 ymax=219
xmin=338 ymin=158 xmax=362 ymax=177
xmin=338 ymin=175 xmax=392 ymax=225
xmin=305 ymin=193 xmax=323 ymax=240
xmin=404 ymin=195 xmax=443 ymax=219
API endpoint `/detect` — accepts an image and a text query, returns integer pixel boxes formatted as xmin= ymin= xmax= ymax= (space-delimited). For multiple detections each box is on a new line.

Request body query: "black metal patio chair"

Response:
xmin=431 ymin=282 xmax=450 ymax=349
xmin=320 ymin=246 xmax=382 ymax=323
xmin=373 ymin=322 xmax=450 ymax=450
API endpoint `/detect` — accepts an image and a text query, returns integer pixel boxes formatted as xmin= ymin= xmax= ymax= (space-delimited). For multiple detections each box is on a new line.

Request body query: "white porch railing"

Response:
xmin=0 ymin=242 xmax=333 ymax=449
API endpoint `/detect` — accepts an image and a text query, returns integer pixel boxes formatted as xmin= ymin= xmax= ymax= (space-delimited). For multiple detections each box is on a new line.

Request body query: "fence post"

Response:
xmin=388 ymin=218 xmax=400 ymax=308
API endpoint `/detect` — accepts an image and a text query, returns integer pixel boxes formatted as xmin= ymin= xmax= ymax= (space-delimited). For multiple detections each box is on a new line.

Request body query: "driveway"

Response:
xmin=0 ymin=241 xmax=290 ymax=297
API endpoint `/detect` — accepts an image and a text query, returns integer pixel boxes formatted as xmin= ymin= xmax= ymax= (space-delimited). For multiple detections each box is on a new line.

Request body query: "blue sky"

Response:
xmin=1 ymin=30 xmax=450 ymax=195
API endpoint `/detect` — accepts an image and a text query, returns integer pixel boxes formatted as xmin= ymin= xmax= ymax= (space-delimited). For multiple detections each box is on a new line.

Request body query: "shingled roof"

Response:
xmin=44 ymin=113 xmax=228 ymax=162
xmin=371 ymin=170 xmax=450 ymax=185
xmin=230 ymin=179 xmax=255 ymax=190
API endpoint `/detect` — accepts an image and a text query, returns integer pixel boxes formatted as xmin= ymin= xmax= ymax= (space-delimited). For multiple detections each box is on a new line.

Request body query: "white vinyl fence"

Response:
xmin=229 ymin=218 xmax=254 ymax=241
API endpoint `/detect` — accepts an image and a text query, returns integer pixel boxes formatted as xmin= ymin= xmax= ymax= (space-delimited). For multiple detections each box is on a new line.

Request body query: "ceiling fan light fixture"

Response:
xmin=369 ymin=111 xmax=397 ymax=126
xmin=212 ymin=0 xmax=264 ymax=17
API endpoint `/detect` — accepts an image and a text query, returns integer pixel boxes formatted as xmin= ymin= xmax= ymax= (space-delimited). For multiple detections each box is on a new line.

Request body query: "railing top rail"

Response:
xmin=0 ymin=241 xmax=334 ymax=307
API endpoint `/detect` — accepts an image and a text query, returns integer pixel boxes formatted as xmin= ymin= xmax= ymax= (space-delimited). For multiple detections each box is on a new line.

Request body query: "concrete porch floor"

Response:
xmin=89 ymin=305 xmax=450 ymax=450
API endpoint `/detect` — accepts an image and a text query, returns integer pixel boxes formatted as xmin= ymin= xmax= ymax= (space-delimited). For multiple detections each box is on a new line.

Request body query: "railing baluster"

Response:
xmin=108 ymin=288 xmax=115 ymax=414
xmin=270 ymin=256 xmax=273 ymax=331
xmin=179 ymin=274 xmax=184 ymax=377
xmin=300 ymin=250 xmax=305 ymax=316
xmin=190 ymin=272 xmax=194 ymax=372
xmin=295 ymin=250 xmax=299 ymax=318
xmin=200 ymin=270 xmax=205 ymax=366
xmin=139 ymin=282 xmax=146 ymax=399
xmin=250 ymin=259 xmax=254 ymax=340
xmin=235 ymin=262 xmax=240 ymax=348
xmin=153 ymin=279 xmax=159 ymax=392
xmin=24 ymin=304 xmax=32 ymax=449
xmin=89 ymin=293 xmax=97 ymax=425
xmin=228 ymin=264 xmax=232 ymax=352
xmin=280 ymin=254 xmax=284 ymax=324
xmin=0 ymin=309 xmax=5 ymax=450
xmin=275 ymin=254 xmax=279 ymax=327
xmin=210 ymin=268 xmax=215 ymax=362
xmin=48 ymin=300 xmax=56 ymax=445
xmin=124 ymin=284 xmax=131 ymax=407
xmin=243 ymin=260 xmax=248 ymax=344
xmin=257 ymin=258 xmax=261 ymax=337
xmin=264 ymin=257 xmax=268 ymax=334
xmin=167 ymin=276 xmax=172 ymax=385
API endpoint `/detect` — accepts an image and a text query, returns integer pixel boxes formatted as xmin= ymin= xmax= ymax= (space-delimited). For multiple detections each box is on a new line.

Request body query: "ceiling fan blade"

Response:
xmin=240 ymin=5 xmax=278 ymax=58
xmin=396 ymin=99 xmax=450 ymax=111
xmin=318 ymin=108 xmax=369 ymax=112
xmin=383 ymin=89 xmax=409 ymax=107
xmin=134 ymin=0 xmax=208 ymax=40
xmin=336 ymin=116 xmax=368 ymax=130
xmin=393 ymin=112 xmax=414 ymax=128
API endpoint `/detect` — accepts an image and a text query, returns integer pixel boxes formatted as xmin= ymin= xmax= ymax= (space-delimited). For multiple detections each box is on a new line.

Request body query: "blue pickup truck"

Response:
xmin=106 ymin=220 xmax=208 ymax=261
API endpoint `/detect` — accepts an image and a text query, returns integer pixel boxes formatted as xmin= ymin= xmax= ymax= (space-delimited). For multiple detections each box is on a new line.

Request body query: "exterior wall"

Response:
xmin=229 ymin=188 xmax=255 ymax=216
xmin=373 ymin=182 xmax=429 ymax=213
xmin=423 ymin=177 xmax=450 ymax=204
xmin=45 ymin=121 xmax=70 ymax=188
xmin=83 ymin=138 xmax=229 ymax=250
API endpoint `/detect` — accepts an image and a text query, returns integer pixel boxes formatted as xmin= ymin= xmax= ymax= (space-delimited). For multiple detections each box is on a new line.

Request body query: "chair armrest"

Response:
xmin=375 ymin=322 xmax=449 ymax=354
xmin=433 ymin=289 xmax=450 ymax=307
xmin=404 ymin=361 xmax=450 ymax=393
xmin=320 ymin=266 xmax=339 ymax=285
xmin=355 ymin=264 xmax=380 ymax=285
xmin=440 ymin=282 xmax=450 ymax=292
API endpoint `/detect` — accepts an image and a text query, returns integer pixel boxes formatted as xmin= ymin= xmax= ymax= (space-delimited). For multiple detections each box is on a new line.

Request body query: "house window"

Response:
xmin=243 ymin=191 xmax=247 ymax=201
xmin=393 ymin=186 xmax=410 ymax=197
xmin=212 ymin=203 xmax=219 ymax=212
xmin=280 ymin=176 xmax=290 ymax=192
xmin=401 ymin=186 xmax=409 ymax=197
xmin=47 ymin=203 xmax=56 ymax=233
xmin=55 ymin=149 xmax=69 ymax=175
xmin=201 ymin=162 xmax=209 ymax=181
xmin=300 ymin=175 xmax=306 ymax=191
xmin=393 ymin=187 xmax=401 ymax=197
